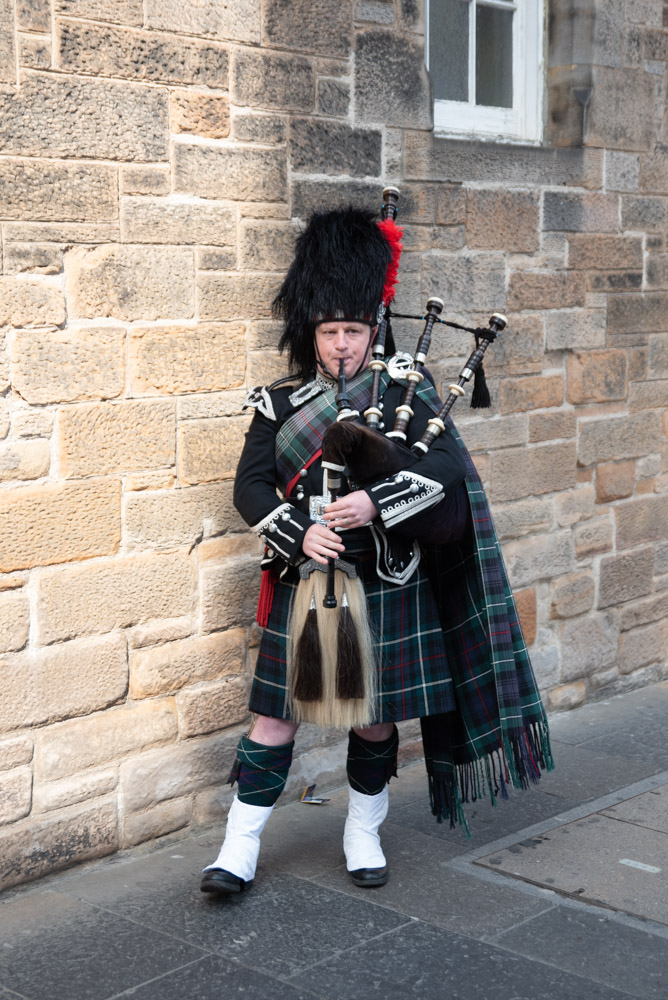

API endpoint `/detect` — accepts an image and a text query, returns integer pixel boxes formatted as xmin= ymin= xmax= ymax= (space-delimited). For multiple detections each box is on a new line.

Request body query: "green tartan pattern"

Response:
xmin=271 ymin=366 xmax=553 ymax=825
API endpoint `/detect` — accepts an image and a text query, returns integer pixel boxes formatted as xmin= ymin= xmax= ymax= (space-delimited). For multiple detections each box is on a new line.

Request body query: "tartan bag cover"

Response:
xmin=273 ymin=367 xmax=553 ymax=828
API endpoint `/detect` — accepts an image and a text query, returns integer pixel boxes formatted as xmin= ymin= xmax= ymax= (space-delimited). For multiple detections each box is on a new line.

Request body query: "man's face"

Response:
xmin=314 ymin=321 xmax=376 ymax=380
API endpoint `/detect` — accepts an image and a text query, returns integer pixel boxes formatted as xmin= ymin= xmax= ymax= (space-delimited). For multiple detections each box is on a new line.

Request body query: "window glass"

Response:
xmin=429 ymin=0 xmax=469 ymax=102
xmin=476 ymin=3 xmax=514 ymax=108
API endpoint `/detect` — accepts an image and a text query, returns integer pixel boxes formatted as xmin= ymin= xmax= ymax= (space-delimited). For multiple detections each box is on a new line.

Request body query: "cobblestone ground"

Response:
xmin=2 ymin=682 xmax=668 ymax=1000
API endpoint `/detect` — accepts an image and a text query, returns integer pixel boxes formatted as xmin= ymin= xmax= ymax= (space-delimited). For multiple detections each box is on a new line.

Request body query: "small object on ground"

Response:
xmin=301 ymin=783 xmax=330 ymax=804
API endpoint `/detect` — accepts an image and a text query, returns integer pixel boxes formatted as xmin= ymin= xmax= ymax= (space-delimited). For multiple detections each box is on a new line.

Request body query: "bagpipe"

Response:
xmin=288 ymin=187 xmax=507 ymax=728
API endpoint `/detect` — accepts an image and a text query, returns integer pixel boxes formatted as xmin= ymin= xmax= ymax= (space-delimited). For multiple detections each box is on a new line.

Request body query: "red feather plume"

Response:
xmin=377 ymin=217 xmax=403 ymax=306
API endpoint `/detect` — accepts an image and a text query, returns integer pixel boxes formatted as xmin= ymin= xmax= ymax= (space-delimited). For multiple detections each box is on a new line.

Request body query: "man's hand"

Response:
xmin=322 ymin=490 xmax=377 ymax=531
xmin=302 ymin=524 xmax=346 ymax=565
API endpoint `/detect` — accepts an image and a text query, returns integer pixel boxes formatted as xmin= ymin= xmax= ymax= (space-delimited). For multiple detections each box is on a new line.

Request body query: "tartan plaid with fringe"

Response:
xmin=256 ymin=366 xmax=553 ymax=830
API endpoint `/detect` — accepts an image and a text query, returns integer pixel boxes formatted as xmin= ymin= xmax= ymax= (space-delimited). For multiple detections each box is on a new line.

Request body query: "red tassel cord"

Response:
xmin=256 ymin=566 xmax=277 ymax=627
xmin=377 ymin=217 xmax=403 ymax=306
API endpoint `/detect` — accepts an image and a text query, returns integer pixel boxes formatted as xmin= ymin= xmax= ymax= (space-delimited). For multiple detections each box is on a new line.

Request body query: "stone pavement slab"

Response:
xmin=601 ymin=784 xmax=668 ymax=833
xmin=287 ymin=918 xmax=634 ymax=1000
xmin=494 ymin=906 xmax=668 ymax=1000
xmin=476 ymin=809 xmax=668 ymax=924
xmin=3 ymin=683 xmax=668 ymax=1000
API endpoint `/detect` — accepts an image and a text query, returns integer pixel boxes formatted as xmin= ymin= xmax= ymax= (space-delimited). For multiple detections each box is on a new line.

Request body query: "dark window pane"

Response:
xmin=476 ymin=3 xmax=513 ymax=108
xmin=429 ymin=0 xmax=470 ymax=102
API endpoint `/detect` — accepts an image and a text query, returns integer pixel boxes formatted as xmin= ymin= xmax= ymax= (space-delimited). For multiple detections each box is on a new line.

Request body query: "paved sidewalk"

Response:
xmin=2 ymin=682 xmax=668 ymax=1000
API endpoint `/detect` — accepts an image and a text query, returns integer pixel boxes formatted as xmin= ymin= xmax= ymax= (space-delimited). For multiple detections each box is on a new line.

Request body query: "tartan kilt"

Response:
xmin=249 ymin=529 xmax=457 ymax=724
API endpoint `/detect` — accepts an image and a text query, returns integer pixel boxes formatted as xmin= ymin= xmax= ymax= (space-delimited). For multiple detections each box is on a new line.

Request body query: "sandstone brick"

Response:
xmin=567 ymin=235 xmax=643 ymax=270
xmin=177 ymin=417 xmax=248 ymax=487
xmin=16 ymin=0 xmax=50 ymax=30
xmin=0 ymin=572 xmax=29 ymax=593
xmin=0 ymin=278 xmax=66 ymax=328
xmin=318 ymin=78 xmax=350 ymax=116
xmin=144 ymin=0 xmax=260 ymax=43
xmin=615 ymin=494 xmax=668 ymax=549
xmin=120 ymin=166 xmax=170 ymax=197
xmin=457 ymin=414 xmax=528 ymax=454
xmin=514 ymin=588 xmax=537 ymax=646
xmin=125 ymin=483 xmax=245 ymax=550
xmin=239 ymin=220 xmax=296 ymax=272
xmin=599 ymin=544 xmax=655 ymax=609
xmin=197 ymin=534 xmax=260 ymax=564
xmin=58 ymin=400 xmax=174 ymax=478
xmin=544 ymin=309 xmax=606 ymax=351
xmin=201 ymin=557 xmax=262 ymax=632
xmin=291 ymin=178 xmax=379 ymax=220
xmin=4 ymin=243 xmax=63 ymax=275
xmin=289 ymin=118 xmax=381 ymax=177
xmin=0 ymin=767 xmax=32 ymax=825
xmin=5 ymin=222 xmax=120 ymax=245
xmin=0 ymin=634 xmax=128 ymax=734
xmin=491 ymin=498 xmax=553 ymax=541
xmin=605 ymin=150 xmax=640 ymax=192
xmin=177 ymin=676 xmax=250 ymax=738
xmin=36 ymin=700 xmax=177 ymax=782
xmin=559 ymin=613 xmax=619 ymax=681
xmin=231 ymin=112 xmax=287 ymax=145
xmin=196 ymin=247 xmax=237 ymax=270
xmin=490 ymin=442 xmax=576 ymax=503
xmin=55 ymin=0 xmax=143 ymax=23
xmin=130 ymin=629 xmax=246 ymax=698
xmin=608 ymin=293 xmax=668 ymax=335
xmin=119 ymin=728 xmax=240 ymax=812
xmin=33 ymin=767 xmax=118 ymax=814
xmin=57 ymin=21 xmax=228 ymax=87
xmin=121 ymin=198 xmax=235 ymax=247
xmin=13 ymin=327 xmax=125 ymax=404
xmin=549 ymin=682 xmax=586 ymax=711
xmin=0 ymin=802 xmax=118 ymax=890
xmin=574 ymin=516 xmax=614 ymax=559
xmin=587 ymin=271 xmax=643 ymax=293
xmin=543 ymin=191 xmax=619 ymax=233
xmin=129 ymin=323 xmax=244 ymax=397
xmin=480 ymin=315 xmax=544 ymax=378
xmin=247 ymin=352 xmax=292 ymax=387
xmin=529 ymin=411 xmax=576 ymax=443
xmin=466 ymin=190 xmax=539 ymax=253
xmin=596 ymin=460 xmax=635 ymax=503
xmin=618 ymin=620 xmax=668 ymax=675
xmin=231 ymin=48 xmax=314 ymax=112
xmin=508 ymin=272 xmax=585 ymax=312
xmin=170 ymin=91 xmax=230 ymax=140
xmin=178 ymin=390 xmax=248 ymax=421
xmin=421 ymin=252 xmax=506 ymax=314
xmin=264 ymin=0 xmax=352 ymax=54
xmin=66 ymin=245 xmax=194 ymax=321
xmin=197 ymin=273 xmax=278 ymax=322
xmin=503 ymin=530 xmax=575 ymax=588
xmin=0 ymin=72 xmax=168 ymax=162
xmin=0 ymin=0 xmax=16 ymax=84
xmin=566 ymin=350 xmax=628 ymax=405
xmin=0 ymin=480 xmax=120 ymax=573
xmin=9 ymin=410 xmax=51 ymax=441
xmin=578 ymin=412 xmax=662 ymax=465
xmin=0 ymin=398 xmax=8 ymax=439
xmin=628 ymin=379 xmax=668 ymax=410
xmin=646 ymin=254 xmax=668 ymax=291
xmin=554 ymin=485 xmax=595 ymax=527
xmin=499 ymin=375 xmax=564 ymax=414
xmin=621 ymin=194 xmax=668 ymax=232
xmin=174 ymin=143 xmax=286 ymax=203
xmin=550 ymin=572 xmax=595 ymax=619
xmin=0 ymin=439 xmax=50 ymax=483
xmin=530 ymin=642 xmax=560 ymax=690
xmin=621 ymin=592 xmax=668 ymax=631
xmin=587 ymin=65 xmax=655 ymax=151
xmin=0 ymin=591 xmax=29 ymax=654
xmin=129 ymin=616 xmax=194 ymax=649
xmin=0 ymin=735 xmax=33 ymax=772
xmin=121 ymin=795 xmax=191 ymax=848
xmin=37 ymin=552 xmax=196 ymax=644
xmin=355 ymin=30 xmax=432 ymax=129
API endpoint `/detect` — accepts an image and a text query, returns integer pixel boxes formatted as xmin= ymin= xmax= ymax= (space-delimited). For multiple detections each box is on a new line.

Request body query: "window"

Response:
xmin=426 ymin=0 xmax=544 ymax=143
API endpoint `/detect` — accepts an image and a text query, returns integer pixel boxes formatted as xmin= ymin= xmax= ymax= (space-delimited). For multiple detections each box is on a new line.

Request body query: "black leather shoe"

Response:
xmin=349 ymin=866 xmax=388 ymax=888
xmin=200 ymin=869 xmax=250 ymax=894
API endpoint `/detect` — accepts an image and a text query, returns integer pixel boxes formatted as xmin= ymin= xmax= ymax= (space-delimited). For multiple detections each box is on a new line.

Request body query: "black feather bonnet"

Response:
xmin=273 ymin=207 xmax=396 ymax=376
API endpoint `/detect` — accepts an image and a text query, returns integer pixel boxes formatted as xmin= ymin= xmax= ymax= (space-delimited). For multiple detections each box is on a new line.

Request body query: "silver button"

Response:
xmin=281 ymin=512 xmax=291 ymax=521
xmin=299 ymin=469 xmax=308 ymax=477
xmin=268 ymin=522 xmax=277 ymax=533
xmin=409 ymin=482 xmax=419 ymax=493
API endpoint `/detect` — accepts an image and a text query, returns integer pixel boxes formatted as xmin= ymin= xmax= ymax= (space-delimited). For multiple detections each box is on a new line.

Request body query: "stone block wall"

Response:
xmin=0 ymin=0 xmax=667 ymax=887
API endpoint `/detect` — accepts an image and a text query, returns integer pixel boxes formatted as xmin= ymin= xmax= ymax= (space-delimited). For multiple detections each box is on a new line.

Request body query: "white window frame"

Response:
xmin=426 ymin=0 xmax=544 ymax=144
